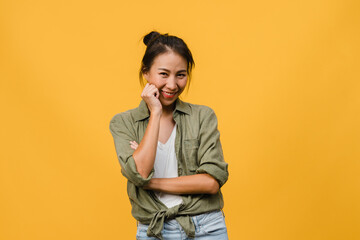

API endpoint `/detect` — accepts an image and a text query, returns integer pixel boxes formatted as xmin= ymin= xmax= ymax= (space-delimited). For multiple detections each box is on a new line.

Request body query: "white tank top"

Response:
xmin=153 ymin=124 xmax=183 ymax=208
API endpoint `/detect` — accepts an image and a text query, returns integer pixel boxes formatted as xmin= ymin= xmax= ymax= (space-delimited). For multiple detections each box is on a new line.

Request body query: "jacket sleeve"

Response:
xmin=109 ymin=113 xmax=154 ymax=187
xmin=196 ymin=107 xmax=229 ymax=188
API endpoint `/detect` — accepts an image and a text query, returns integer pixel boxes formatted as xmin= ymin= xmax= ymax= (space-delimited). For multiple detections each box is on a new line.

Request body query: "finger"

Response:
xmin=129 ymin=142 xmax=136 ymax=150
xmin=154 ymin=88 xmax=160 ymax=99
xmin=142 ymin=83 xmax=152 ymax=93
xmin=142 ymin=84 xmax=150 ymax=93
xmin=144 ymin=86 xmax=158 ymax=98
xmin=142 ymin=84 xmax=153 ymax=93
xmin=141 ymin=90 xmax=150 ymax=99
xmin=130 ymin=143 xmax=138 ymax=150
xmin=145 ymin=85 xmax=158 ymax=96
xmin=129 ymin=141 xmax=139 ymax=147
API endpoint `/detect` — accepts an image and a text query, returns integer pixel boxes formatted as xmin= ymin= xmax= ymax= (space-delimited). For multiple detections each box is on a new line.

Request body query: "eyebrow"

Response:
xmin=158 ymin=68 xmax=187 ymax=73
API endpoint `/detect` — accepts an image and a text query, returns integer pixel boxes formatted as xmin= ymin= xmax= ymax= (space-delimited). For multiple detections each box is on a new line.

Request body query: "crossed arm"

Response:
xmin=130 ymin=113 xmax=219 ymax=195
xmin=143 ymin=174 xmax=220 ymax=195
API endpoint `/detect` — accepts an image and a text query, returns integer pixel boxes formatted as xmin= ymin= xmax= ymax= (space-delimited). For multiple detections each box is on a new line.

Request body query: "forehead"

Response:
xmin=151 ymin=51 xmax=187 ymax=70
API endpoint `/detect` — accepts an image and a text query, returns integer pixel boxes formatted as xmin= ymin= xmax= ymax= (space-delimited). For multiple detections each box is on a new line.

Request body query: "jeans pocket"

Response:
xmin=200 ymin=211 xmax=228 ymax=235
xmin=197 ymin=210 xmax=222 ymax=225
xmin=136 ymin=224 xmax=158 ymax=240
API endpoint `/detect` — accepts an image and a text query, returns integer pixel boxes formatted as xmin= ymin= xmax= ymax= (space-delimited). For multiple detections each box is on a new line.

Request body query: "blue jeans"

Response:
xmin=136 ymin=210 xmax=228 ymax=240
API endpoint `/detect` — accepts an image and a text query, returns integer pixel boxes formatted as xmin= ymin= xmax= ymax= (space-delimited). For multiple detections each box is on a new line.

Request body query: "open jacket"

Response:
xmin=109 ymin=99 xmax=229 ymax=239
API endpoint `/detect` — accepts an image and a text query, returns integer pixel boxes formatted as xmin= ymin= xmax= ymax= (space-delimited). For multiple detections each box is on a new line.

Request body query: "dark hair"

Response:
xmin=139 ymin=31 xmax=195 ymax=87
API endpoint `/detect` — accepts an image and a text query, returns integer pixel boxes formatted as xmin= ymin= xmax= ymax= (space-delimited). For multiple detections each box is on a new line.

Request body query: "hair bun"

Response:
xmin=143 ymin=31 xmax=160 ymax=46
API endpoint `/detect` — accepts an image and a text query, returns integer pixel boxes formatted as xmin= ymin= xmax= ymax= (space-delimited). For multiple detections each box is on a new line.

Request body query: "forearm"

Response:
xmin=132 ymin=112 xmax=161 ymax=178
xmin=144 ymin=174 xmax=220 ymax=195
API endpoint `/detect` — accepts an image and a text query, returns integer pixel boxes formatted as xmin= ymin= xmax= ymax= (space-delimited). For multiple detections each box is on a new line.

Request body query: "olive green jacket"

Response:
xmin=109 ymin=99 xmax=229 ymax=239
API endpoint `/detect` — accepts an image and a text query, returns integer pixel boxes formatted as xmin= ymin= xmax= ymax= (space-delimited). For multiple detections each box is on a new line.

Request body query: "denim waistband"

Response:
xmin=137 ymin=209 xmax=224 ymax=228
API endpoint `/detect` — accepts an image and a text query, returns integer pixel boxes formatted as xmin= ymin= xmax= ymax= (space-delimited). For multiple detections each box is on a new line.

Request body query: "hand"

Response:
xmin=141 ymin=83 xmax=162 ymax=114
xmin=129 ymin=141 xmax=139 ymax=150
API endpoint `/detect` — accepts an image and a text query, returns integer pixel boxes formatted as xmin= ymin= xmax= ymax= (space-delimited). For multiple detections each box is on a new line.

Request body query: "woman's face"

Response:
xmin=144 ymin=51 xmax=188 ymax=107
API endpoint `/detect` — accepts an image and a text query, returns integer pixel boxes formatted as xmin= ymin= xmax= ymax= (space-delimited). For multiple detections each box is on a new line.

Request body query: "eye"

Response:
xmin=177 ymin=73 xmax=186 ymax=78
xmin=159 ymin=72 xmax=168 ymax=77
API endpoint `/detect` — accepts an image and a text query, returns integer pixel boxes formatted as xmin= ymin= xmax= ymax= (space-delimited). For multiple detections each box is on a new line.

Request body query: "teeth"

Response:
xmin=163 ymin=92 xmax=175 ymax=95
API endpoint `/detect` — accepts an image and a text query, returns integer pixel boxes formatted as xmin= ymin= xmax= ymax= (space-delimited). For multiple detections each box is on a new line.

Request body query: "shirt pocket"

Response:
xmin=183 ymin=139 xmax=200 ymax=174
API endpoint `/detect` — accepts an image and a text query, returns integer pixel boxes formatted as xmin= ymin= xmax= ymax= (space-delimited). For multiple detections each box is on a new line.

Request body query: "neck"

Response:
xmin=162 ymin=102 xmax=176 ymax=116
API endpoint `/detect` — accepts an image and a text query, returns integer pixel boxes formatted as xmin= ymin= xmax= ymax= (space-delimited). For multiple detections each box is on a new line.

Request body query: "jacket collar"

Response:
xmin=133 ymin=98 xmax=191 ymax=122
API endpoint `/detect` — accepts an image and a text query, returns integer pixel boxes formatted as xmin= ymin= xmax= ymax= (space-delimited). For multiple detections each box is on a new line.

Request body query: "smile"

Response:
xmin=161 ymin=91 xmax=177 ymax=98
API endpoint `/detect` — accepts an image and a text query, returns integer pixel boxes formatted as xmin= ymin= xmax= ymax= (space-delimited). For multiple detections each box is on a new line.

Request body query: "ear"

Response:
xmin=143 ymin=71 xmax=149 ymax=82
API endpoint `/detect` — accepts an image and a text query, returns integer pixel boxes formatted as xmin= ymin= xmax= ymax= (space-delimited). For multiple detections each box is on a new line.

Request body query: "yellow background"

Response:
xmin=1 ymin=0 xmax=359 ymax=239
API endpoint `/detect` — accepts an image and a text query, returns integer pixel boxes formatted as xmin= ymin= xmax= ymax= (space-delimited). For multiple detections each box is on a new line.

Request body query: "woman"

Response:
xmin=109 ymin=31 xmax=229 ymax=239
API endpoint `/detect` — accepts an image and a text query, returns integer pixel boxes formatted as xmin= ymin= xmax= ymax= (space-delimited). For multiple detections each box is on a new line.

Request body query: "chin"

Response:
xmin=160 ymin=98 xmax=178 ymax=107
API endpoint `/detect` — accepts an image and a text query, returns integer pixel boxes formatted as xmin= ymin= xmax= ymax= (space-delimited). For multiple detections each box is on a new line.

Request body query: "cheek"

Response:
xmin=179 ymin=79 xmax=188 ymax=89
xmin=147 ymin=75 xmax=162 ymax=86
xmin=156 ymin=78 xmax=167 ymax=88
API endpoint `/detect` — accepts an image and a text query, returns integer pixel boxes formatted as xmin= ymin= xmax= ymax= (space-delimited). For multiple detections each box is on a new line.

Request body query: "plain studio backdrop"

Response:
xmin=1 ymin=0 xmax=359 ymax=239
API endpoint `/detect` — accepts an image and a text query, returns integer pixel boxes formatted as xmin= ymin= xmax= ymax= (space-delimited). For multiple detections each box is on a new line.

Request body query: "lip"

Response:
xmin=161 ymin=91 xmax=177 ymax=99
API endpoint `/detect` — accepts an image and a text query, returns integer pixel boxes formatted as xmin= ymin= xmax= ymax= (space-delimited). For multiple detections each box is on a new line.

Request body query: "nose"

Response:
xmin=166 ymin=76 xmax=177 ymax=90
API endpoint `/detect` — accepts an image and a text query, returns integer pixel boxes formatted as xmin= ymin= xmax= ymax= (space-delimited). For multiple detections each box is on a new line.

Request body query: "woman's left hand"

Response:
xmin=130 ymin=141 xmax=139 ymax=150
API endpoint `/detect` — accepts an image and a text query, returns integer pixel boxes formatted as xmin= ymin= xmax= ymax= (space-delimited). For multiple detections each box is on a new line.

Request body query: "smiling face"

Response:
xmin=143 ymin=50 xmax=188 ymax=109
